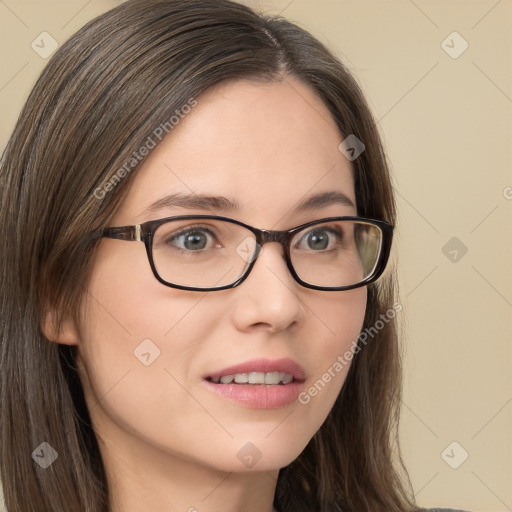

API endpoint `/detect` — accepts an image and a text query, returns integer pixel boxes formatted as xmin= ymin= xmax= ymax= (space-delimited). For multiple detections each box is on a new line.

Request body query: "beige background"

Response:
xmin=0 ymin=1 xmax=511 ymax=511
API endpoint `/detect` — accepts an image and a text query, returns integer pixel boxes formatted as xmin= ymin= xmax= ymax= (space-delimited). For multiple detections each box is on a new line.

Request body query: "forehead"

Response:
xmin=115 ymin=77 xmax=356 ymax=226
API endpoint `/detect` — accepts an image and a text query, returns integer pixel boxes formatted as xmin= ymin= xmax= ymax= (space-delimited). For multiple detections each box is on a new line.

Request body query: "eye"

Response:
xmin=167 ymin=226 xmax=219 ymax=252
xmin=295 ymin=226 xmax=343 ymax=252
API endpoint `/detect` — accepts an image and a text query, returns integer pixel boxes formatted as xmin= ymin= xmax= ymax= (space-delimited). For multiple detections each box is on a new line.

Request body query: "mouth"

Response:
xmin=202 ymin=358 xmax=306 ymax=409
xmin=204 ymin=357 xmax=306 ymax=385
xmin=206 ymin=371 xmax=296 ymax=385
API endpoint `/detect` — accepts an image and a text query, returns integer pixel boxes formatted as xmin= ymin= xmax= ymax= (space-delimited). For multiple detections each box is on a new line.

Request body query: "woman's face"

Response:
xmin=72 ymin=77 xmax=367 ymax=474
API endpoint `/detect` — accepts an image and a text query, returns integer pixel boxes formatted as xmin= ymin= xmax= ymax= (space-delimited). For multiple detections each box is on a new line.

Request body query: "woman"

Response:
xmin=0 ymin=1 xmax=469 ymax=511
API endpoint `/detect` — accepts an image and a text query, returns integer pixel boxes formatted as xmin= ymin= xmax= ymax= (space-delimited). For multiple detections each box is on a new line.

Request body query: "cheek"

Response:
xmin=75 ymin=255 xmax=225 ymax=462
xmin=295 ymin=287 xmax=367 ymax=428
xmin=306 ymin=286 xmax=367 ymax=364
xmin=75 ymin=241 xmax=213 ymax=420
xmin=80 ymin=239 xmax=217 ymax=351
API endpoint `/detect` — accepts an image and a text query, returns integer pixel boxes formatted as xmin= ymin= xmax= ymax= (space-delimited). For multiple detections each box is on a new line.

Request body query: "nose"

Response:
xmin=230 ymin=241 xmax=305 ymax=333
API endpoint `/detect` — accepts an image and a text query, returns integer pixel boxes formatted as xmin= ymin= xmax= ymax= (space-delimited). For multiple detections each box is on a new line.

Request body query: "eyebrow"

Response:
xmin=140 ymin=190 xmax=355 ymax=217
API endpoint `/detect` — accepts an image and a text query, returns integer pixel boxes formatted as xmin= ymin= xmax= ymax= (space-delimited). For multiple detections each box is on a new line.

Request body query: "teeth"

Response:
xmin=211 ymin=372 xmax=294 ymax=385
xmin=264 ymin=371 xmax=281 ymax=385
xmin=234 ymin=373 xmax=249 ymax=384
xmin=281 ymin=373 xmax=293 ymax=384
xmin=248 ymin=372 xmax=265 ymax=384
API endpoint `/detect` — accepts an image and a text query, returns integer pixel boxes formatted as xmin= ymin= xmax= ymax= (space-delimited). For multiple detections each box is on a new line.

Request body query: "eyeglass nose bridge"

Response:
xmin=256 ymin=228 xmax=290 ymax=246
xmin=250 ymin=227 xmax=296 ymax=262
xmin=244 ymin=227 xmax=302 ymax=283
xmin=242 ymin=227 xmax=297 ymax=283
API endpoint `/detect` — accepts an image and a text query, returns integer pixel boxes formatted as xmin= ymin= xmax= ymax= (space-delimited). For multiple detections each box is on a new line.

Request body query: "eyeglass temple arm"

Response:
xmin=102 ymin=224 xmax=142 ymax=242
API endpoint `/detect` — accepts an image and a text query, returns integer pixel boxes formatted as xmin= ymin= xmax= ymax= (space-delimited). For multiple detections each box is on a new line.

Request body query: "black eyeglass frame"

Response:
xmin=101 ymin=215 xmax=394 ymax=292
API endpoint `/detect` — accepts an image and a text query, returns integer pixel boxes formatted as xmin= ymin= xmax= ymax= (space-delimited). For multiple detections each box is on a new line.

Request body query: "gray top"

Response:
xmin=422 ymin=508 xmax=471 ymax=512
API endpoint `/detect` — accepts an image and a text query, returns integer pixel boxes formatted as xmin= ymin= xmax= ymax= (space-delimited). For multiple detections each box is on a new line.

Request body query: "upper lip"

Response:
xmin=205 ymin=358 xmax=306 ymax=382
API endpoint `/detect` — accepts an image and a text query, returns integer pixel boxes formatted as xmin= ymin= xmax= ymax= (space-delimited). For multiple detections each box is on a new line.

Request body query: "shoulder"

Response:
xmin=420 ymin=508 xmax=472 ymax=512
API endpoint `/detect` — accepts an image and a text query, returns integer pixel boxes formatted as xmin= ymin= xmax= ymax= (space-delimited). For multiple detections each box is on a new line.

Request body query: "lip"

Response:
xmin=203 ymin=357 xmax=306 ymax=410
xmin=204 ymin=357 xmax=306 ymax=382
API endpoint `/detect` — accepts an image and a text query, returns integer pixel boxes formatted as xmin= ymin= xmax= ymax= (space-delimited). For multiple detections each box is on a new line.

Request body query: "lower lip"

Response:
xmin=203 ymin=379 xmax=305 ymax=409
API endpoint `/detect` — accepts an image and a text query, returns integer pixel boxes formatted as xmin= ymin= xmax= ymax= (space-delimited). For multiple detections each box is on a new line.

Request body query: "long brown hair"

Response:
xmin=0 ymin=1 xmax=418 ymax=510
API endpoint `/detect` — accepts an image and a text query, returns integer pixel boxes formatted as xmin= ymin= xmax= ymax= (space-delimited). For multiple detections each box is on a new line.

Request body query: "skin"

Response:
xmin=48 ymin=76 xmax=367 ymax=512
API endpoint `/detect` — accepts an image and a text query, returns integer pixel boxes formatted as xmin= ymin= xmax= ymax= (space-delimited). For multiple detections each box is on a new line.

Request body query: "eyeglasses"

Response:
xmin=101 ymin=215 xmax=393 ymax=292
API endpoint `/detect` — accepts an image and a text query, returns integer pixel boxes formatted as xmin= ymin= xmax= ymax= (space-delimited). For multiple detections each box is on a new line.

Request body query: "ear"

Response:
xmin=41 ymin=308 xmax=80 ymax=346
